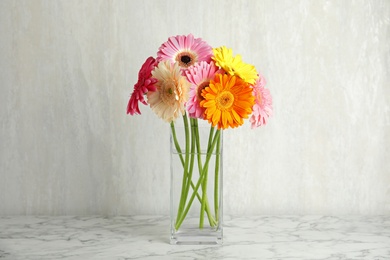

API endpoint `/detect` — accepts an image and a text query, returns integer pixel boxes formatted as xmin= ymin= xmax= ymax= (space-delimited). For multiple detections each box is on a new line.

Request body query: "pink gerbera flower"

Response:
xmin=157 ymin=34 xmax=213 ymax=69
xmin=250 ymin=75 xmax=273 ymax=128
xmin=185 ymin=61 xmax=221 ymax=119
xmin=127 ymin=57 xmax=158 ymax=115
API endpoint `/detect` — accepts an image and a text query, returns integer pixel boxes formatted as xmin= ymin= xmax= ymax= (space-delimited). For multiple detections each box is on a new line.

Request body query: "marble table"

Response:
xmin=0 ymin=215 xmax=389 ymax=259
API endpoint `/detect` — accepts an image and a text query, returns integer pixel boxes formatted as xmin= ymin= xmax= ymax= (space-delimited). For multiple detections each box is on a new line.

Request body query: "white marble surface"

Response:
xmin=0 ymin=216 xmax=389 ymax=259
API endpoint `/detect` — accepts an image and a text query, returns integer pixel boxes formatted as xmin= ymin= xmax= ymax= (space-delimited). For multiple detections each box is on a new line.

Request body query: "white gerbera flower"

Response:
xmin=147 ymin=61 xmax=190 ymax=122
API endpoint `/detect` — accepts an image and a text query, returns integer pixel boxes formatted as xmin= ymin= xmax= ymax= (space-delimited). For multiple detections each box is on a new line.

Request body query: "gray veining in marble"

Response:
xmin=0 ymin=216 xmax=389 ymax=259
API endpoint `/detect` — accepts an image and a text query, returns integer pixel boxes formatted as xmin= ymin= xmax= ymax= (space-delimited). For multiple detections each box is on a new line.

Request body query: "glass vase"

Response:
xmin=170 ymin=117 xmax=223 ymax=245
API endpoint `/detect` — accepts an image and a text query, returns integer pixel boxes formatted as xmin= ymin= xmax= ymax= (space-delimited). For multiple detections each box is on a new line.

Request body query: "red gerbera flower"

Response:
xmin=127 ymin=57 xmax=158 ymax=115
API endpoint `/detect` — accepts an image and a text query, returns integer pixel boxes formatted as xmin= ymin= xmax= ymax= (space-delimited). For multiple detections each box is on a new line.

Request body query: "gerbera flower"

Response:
xmin=127 ymin=57 xmax=158 ymax=115
xmin=200 ymin=73 xmax=255 ymax=129
xmin=157 ymin=34 xmax=213 ymax=69
xmin=250 ymin=75 xmax=273 ymax=128
xmin=212 ymin=46 xmax=258 ymax=85
xmin=147 ymin=61 xmax=190 ymax=122
xmin=184 ymin=61 xmax=221 ymax=119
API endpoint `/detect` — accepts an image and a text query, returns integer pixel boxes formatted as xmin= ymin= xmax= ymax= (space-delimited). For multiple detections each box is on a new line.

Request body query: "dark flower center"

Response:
xmin=197 ymin=81 xmax=209 ymax=101
xmin=181 ymin=56 xmax=191 ymax=64
xmin=176 ymin=51 xmax=196 ymax=68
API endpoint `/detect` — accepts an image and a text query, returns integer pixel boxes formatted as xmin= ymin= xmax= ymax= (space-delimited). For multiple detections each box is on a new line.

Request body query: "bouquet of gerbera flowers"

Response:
xmin=127 ymin=34 xmax=272 ymax=235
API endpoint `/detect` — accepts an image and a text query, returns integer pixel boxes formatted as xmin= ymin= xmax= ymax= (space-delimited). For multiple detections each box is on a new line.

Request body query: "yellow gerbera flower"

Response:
xmin=147 ymin=61 xmax=189 ymax=122
xmin=212 ymin=46 xmax=258 ymax=85
xmin=200 ymin=73 xmax=255 ymax=129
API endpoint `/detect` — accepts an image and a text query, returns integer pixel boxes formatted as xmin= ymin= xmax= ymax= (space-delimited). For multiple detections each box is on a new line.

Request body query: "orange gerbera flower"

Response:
xmin=200 ymin=73 xmax=255 ymax=129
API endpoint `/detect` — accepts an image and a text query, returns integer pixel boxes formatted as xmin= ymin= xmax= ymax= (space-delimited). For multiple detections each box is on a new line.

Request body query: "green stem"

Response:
xmin=199 ymin=126 xmax=217 ymax=228
xmin=199 ymin=162 xmax=209 ymax=228
xmin=183 ymin=118 xmax=196 ymax=209
xmin=170 ymin=119 xmax=216 ymax=230
xmin=207 ymin=127 xmax=215 ymax=153
xmin=170 ymin=122 xmax=184 ymax=165
xmin=176 ymin=114 xmax=190 ymax=222
xmin=175 ymin=130 xmax=221 ymax=230
xmin=193 ymin=120 xmax=216 ymax=227
xmin=214 ymin=130 xmax=221 ymax=223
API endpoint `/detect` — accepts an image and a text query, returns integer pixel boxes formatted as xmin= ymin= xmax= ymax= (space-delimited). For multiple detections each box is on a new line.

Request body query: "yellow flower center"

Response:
xmin=216 ymin=91 xmax=234 ymax=111
xmin=176 ymin=51 xmax=196 ymax=68
xmin=160 ymin=79 xmax=178 ymax=105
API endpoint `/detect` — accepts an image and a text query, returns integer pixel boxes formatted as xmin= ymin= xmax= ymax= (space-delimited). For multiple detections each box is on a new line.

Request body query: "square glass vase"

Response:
xmin=170 ymin=119 xmax=223 ymax=245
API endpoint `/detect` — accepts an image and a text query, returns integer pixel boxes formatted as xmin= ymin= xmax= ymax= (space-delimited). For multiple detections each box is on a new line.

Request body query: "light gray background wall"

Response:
xmin=1 ymin=0 xmax=389 ymax=216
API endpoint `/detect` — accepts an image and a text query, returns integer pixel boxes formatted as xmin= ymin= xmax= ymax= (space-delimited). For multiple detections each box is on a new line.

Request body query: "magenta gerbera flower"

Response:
xmin=250 ymin=75 xmax=273 ymax=128
xmin=185 ymin=61 xmax=221 ymax=119
xmin=127 ymin=57 xmax=158 ymax=115
xmin=157 ymin=34 xmax=213 ymax=69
